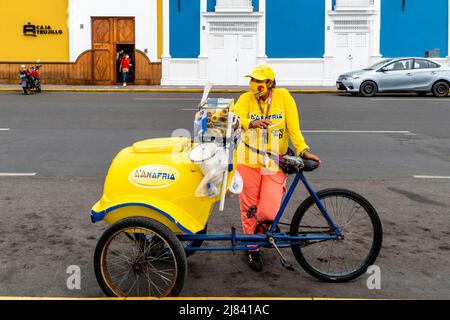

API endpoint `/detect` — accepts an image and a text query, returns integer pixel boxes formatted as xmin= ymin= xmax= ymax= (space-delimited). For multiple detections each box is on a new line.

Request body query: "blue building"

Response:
xmin=162 ymin=0 xmax=450 ymax=86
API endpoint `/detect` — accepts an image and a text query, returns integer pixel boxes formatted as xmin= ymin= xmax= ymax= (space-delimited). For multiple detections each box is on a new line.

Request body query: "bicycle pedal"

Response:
xmin=280 ymin=259 xmax=296 ymax=272
xmin=268 ymin=236 xmax=296 ymax=272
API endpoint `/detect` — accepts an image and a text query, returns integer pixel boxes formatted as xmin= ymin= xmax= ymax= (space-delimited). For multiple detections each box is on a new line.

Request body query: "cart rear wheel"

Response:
xmin=290 ymin=189 xmax=383 ymax=282
xmin=94 ymin=217 xmax=187 ymax=297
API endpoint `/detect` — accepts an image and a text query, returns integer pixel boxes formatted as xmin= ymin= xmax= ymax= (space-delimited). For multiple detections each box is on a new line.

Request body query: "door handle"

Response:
xmin=406 ymin=73 xmax=413 ymax=76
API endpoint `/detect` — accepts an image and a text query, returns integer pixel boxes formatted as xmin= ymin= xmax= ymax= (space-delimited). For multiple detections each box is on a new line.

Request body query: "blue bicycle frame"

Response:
xmin=177 ymin=171 xmax=342 ymax=252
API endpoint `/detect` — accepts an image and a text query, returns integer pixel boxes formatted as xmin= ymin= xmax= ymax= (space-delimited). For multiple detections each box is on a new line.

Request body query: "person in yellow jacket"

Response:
xmin=234 ymin=64 xmax=321 ymax=271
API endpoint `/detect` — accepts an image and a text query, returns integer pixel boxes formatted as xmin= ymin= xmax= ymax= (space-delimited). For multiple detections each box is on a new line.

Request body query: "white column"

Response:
xmin=199 ymin=0 xmax=208 ymax=57
xmin=323 ymin=0 xmax=334 ymax=85
xmin=149 ymin=0 xmax=158 ymax=62
xmin=161 ymin=0 xmax=171 ymax=84
xmin=447 ymin=0 xmax=450 ymax=65
xmin=68 ymin=0 xmax=75 ymax=62
xmin=324 ymin=0 xmax=333 ymax=57
xmin=162 ymin=0 xmax=171 ymax=58
xmin=68 ymin=0 xmax=90 ymax=63
xmin=198 ymin=0 xmax=208 ymax=84
xmin=257 ymin=0 xmax=267 ymax=63
xmin=370 ymin=0 xmax=382 ymax=61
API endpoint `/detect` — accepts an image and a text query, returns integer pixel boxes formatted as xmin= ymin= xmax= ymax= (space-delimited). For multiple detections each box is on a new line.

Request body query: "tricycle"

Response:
xmin=90 ymin=88 xmax=383 ymax=297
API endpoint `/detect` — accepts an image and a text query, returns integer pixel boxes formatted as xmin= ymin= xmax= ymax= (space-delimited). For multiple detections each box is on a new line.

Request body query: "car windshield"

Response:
xmin=363 ymin=59 xmax=393 ymax=71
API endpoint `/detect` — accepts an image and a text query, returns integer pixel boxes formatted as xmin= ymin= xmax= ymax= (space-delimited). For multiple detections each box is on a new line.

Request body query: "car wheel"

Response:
xmin=360 ymin=81 xmax=378 ymax=97
xmin=432 ymin=81 xmax=449 ymax=97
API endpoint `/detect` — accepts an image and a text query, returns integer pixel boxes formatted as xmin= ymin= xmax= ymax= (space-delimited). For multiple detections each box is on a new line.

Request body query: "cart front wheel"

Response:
xmin=94 ymin=217 xmax=187 ymax=297
xmin=290 ymin=189 xmax=383 ymax=282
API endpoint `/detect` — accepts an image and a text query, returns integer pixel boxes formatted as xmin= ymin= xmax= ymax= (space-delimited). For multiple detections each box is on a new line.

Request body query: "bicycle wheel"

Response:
xmin=290 ymin=188 xmax=382 ymax=282
xmin=94 ymin=217 xmax=187 ymax=297
xmin=132 ymin=224 xmax=207 ymax=259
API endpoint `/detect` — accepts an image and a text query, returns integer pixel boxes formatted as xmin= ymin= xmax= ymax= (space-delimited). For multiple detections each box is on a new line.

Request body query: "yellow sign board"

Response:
xmin=0 ymin=0 xmax=69 ymax=62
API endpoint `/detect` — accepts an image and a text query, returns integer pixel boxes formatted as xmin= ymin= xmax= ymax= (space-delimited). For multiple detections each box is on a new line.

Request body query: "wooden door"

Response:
xmin=92 ymin=17 xmax=135 ymax=85
xmin=116 ymin=18 xmax=135 ymax=43
xmin=92 ymin=18 xmax=114 ymax=85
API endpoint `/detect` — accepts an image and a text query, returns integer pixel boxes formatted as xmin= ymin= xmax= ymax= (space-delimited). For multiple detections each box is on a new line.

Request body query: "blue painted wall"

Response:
xmin=169 ymin=0 xmax=200 ymax=58
xmin=207 ymin=0 xmax=259 ymax=12
xmin=266 ymin=0 xmax=325 ymax=58
xmin=207 ymin=0 xmax=215 ymax=12
xmin=381 ymin=0 xmax=448 ymax=57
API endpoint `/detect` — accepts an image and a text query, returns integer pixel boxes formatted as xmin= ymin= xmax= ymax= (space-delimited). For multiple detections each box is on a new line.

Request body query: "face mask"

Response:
xmin=250 ymin=81 xmax=268 ymax=98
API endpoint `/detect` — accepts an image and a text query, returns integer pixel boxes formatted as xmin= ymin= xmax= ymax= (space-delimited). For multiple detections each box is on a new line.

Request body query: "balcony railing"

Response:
xmin=335 ymin=0 xmax=375 ymax=8
xmin=215 ymin=0 xmax=253 ymax=12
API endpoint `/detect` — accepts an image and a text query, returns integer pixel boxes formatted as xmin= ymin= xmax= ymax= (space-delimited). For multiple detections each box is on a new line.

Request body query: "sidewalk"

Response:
xmin=0 ymin=84 xmax=338 ymax=93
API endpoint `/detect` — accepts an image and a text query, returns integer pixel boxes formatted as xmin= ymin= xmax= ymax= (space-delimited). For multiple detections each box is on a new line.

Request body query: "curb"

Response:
xmin=0 ymin=88 xmax=338 ymax=94
xmin=0 ymin=296 xmax=373 ymax=300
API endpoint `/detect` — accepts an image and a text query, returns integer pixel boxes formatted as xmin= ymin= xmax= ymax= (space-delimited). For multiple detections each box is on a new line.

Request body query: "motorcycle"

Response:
xmin=19 ymin=62 xmax=42 ymax=95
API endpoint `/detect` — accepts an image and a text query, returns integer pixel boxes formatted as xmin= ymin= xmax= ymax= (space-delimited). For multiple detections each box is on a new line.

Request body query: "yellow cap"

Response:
xmin=245 ymin=64 xmax=275 ymax=81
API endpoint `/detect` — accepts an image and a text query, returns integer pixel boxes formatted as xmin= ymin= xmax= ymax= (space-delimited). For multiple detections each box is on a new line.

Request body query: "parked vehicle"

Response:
xmin=337 ymin=58 xmax=450 ymax=97
xmin=19 ymin=62 xmax=42 ymax=95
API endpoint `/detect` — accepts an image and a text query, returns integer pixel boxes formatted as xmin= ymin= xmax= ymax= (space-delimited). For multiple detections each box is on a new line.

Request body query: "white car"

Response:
xmin=337 ymin=58 xmax=450 ymax=97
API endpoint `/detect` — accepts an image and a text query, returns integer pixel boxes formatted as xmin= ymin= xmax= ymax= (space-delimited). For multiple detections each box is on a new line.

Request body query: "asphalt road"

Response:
xmin=0 ymin=92 xmax=449 ymax=299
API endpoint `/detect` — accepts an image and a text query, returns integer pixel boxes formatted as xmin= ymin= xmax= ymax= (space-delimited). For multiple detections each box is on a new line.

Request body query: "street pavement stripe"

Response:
xmin=302 ymin=130 xmax=412 ymax=134
xmin=0 ymin=296 xmax=372 ymax=301
xmin=0 ymin=173 xmax=37 ymax=177
xmin=0 ymin=128 xmax=10 ymax=131
xmin=134 ymin=97 xmax=201 ymax=101
xmin=369 ymin=98 xmax=450 ymax=102
xmin=413 ymin=175 xmax=450 ymax=179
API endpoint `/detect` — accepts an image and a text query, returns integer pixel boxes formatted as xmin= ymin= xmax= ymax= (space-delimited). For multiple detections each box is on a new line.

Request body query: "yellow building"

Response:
xmin=0 ymin=0 xmax=162 ymax=85
xmin=0 ymin=0 xmax=70 ymax=62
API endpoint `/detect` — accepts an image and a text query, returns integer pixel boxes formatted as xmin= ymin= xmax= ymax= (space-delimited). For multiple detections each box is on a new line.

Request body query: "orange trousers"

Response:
xmin=237 ymin=164 xmax=287 ymax=235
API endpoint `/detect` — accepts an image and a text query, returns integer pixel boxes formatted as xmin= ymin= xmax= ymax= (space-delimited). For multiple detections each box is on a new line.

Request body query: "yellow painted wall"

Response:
xmin=157 ymin=0 xmax=163 ymax=59
xmin=0 ymin=0 xmax=69 ymax=62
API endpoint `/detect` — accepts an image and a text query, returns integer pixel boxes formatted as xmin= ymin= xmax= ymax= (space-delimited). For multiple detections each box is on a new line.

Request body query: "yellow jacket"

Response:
xmin=234 ymin=88 xmax=309 ymax=171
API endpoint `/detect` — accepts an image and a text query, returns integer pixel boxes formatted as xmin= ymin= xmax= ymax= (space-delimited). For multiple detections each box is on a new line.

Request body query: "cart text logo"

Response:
xmin=129 ymin=165 xmax=179 ymax=188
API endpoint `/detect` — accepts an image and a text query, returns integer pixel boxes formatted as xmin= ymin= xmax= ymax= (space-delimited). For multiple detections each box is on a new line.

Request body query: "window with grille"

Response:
xmin=334 ymin=20 xmax=370 ymax=32
xmin=209 ymin=21 xmax=258 ymax=34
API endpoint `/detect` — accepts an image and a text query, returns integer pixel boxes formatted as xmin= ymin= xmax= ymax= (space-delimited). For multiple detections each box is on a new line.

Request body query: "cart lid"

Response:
xmin=132 ymin=137 xmax=190 ymax=153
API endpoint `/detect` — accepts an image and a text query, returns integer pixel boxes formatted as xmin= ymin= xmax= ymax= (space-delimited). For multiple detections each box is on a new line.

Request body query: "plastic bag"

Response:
xmin=228 ymin=170 xmax=243 ymax=194
xmin=191 ymin=145 xmax=228 ymax=198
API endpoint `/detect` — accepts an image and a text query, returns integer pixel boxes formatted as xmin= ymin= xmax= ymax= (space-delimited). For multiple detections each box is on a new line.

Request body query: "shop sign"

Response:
xmin=23 ymin=22 xmax=63 ymax=37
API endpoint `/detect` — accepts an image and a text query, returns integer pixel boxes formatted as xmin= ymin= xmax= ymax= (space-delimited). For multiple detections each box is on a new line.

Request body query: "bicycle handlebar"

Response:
xmin=283 ymin=155 xmax=319 ymax=172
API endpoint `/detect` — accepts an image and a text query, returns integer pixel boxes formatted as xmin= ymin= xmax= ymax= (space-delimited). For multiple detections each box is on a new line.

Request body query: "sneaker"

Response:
xmin=246 ymin=251 xmax=263 ymax=272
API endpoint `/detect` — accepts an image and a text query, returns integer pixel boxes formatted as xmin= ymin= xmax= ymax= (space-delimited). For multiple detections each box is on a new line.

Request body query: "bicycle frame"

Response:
xmin=177 ymin=171 xmax=342 ymax=252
